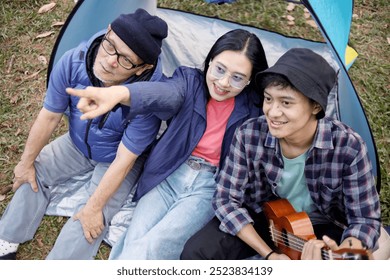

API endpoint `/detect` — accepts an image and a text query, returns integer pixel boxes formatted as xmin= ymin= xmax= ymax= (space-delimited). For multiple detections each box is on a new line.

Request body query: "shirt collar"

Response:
xmin=312 ymin=117 xmax=334 ymax=150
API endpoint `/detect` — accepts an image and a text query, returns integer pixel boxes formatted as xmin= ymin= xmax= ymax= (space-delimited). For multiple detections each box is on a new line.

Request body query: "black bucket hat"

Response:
xmin=256 ymin=48 xmax=336 ymax=118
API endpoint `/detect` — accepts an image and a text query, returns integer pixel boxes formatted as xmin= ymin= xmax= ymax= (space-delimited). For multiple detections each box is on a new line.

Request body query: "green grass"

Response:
xmin=0 ymin=0 xmax=388 ymax=260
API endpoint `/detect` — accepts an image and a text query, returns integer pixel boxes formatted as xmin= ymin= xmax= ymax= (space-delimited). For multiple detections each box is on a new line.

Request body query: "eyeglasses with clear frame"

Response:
xmin=101 ymin=31 xmax=144 ymax=70
xmin=209 ymin=60 xmax=250 ymax=89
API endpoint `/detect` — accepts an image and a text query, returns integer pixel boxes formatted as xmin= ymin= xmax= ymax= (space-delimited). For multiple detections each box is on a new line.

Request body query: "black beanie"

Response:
xmin=111 ymin=9 xmax=168 ymax=64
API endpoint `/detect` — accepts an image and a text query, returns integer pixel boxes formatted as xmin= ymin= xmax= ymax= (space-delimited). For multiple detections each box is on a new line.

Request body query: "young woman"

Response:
xmin=67 ymin=29 xmax=268 ymax=259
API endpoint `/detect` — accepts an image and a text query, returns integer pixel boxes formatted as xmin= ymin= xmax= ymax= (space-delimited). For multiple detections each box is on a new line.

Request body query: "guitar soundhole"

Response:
xmin=281 ymin=229 xmax=289 ymax=247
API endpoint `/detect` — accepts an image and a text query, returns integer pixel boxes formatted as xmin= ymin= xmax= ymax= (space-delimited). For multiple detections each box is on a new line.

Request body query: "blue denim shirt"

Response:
xmin=129 ymin=66 xmax=262 ymax=201
xmin=213 ymin=115 xmax=381 ymax=249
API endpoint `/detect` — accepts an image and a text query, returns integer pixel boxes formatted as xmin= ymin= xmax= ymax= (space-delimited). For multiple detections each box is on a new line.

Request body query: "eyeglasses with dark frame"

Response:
xmin=209 ymin=60 xmax=250 ymax=89
xmin=101 ymin=31 xmax=144 ymax=70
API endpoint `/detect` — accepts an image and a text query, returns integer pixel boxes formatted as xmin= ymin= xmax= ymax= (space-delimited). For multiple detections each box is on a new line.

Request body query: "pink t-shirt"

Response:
xmin=192 ymin=97 xmax=235 ymax=166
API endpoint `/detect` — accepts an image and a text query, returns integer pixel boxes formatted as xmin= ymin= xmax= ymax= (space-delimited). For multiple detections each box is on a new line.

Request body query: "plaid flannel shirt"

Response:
xmin=213 ymin=116 xmax=381 ymax=249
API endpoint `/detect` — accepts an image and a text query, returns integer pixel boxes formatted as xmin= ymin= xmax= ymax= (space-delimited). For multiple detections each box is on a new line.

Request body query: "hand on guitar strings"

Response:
xmin=301 ymin=235 xmax=338 ymax=260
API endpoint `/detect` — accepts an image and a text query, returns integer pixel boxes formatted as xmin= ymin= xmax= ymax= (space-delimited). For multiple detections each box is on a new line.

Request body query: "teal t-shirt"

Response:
xmin=277 ymin=152 xmax=316 ymax=213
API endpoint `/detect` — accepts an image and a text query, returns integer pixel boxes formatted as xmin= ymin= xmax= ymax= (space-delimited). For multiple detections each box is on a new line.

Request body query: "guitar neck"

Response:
xmin=269 ymin=225 xmax=370 ymax=260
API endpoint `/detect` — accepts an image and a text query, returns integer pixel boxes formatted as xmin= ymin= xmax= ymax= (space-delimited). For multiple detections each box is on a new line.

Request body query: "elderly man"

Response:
xmin=0 ymin=9 xmax=172 ymax=259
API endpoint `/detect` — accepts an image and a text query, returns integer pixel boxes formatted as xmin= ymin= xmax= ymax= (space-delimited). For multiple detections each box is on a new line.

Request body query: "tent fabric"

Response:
xmin=303 ymin=0 xmax=353 ymax=68
xmin=302 ymin=0 xmax=379 ymax=187
xmin=45 ymin=0 xmax=380 ymax=247
xmin=202 ymin=0 xmax=358 ymax=70
xmin=345 ymin=45 xmax=358 ymax=69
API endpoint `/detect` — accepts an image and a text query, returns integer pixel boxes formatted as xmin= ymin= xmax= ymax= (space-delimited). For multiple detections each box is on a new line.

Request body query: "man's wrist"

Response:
xmin=264 ymin=250 xmax=276 ymax=260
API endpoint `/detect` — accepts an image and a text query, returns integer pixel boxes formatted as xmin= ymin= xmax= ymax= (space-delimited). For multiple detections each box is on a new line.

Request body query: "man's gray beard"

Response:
xmin=93 ymin=66 xmax=114 ymax=85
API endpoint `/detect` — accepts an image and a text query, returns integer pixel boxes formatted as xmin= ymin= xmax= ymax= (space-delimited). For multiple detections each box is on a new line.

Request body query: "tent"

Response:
xmin=46 ymin=0 xmax=381 ymax=245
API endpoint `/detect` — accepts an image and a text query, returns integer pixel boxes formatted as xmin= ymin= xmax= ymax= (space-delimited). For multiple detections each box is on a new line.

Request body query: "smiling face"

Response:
xmin=206 ymin=50 xmax=252 ymax=102
xmin=263 ymin=84 xmax=322 ymax=148
xmin=93 ymin=27 xmax=153 ymax=86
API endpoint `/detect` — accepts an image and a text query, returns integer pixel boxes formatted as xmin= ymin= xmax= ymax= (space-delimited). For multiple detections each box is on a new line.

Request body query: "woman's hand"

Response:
xmin=66 ymin=86 xmax=130 ymax=119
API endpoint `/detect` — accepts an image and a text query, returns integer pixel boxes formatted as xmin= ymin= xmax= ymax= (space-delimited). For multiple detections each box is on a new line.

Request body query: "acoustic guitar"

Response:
xmin=263 ymin=199 xmax=372 ymax=260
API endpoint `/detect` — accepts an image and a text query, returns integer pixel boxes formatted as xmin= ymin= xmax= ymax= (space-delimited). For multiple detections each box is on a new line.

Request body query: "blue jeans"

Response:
xmin=0 ymin=133 xmax=144 ymax=259
xmin=109 ymin=156 xmax=217 ymax=260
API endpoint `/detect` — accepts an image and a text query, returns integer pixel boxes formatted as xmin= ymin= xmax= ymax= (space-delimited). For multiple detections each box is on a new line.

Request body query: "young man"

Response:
xmin=181 ymin=48 xmax=382 ymax=260
xmin=0 ymin=9 xmax=173 ymax=259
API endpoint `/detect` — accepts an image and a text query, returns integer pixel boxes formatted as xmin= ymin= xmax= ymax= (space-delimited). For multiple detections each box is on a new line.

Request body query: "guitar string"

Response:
xmin=270 ymin=233 xmax=333 ymax=259
xmin=269 ymin=227 xmax=343 ymax=259
xmin=270 ymin=229 xmax=335 ymax=259
xmin=270 ymin=229 xmax=306 ymax=251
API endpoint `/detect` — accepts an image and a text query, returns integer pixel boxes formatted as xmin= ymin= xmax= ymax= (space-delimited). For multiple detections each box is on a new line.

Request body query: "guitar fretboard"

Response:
xmin=269 ymin=225 xmax=356 ymax=260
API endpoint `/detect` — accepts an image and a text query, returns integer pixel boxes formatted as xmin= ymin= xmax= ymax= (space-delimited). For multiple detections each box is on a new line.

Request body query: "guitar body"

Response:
xmin=263 ymin=199 xmax=316 ymax=260
xmin=263 ymin=199 xmax=372 ymax=260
